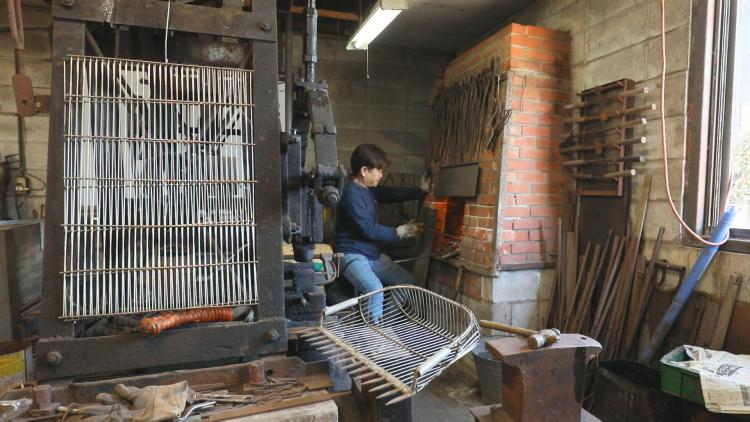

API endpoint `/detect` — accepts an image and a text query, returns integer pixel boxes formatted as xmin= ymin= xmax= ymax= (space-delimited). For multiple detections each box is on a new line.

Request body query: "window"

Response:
xmin=687 ymin=0 xmax=750 ymax=251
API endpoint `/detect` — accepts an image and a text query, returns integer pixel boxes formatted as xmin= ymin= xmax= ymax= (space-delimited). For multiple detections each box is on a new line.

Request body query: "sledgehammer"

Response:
xmin=479 ymin=320 xmax=561 ymax=349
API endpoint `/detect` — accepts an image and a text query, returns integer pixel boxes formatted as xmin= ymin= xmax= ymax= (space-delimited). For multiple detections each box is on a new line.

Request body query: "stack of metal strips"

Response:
xmin=61 ymin=56 xmax=258 ymax=319
xmin=300 ymin=286 xmax=480 ymax=405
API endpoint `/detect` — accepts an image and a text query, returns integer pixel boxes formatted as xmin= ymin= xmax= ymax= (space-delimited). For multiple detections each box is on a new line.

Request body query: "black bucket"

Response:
xmin=587 ymin=360 xmax=679 ymax=422
xmin=472 ymin=336 xmax=503 ymax=403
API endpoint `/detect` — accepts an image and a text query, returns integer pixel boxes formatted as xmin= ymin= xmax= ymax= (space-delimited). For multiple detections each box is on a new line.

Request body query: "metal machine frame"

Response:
xmin=37 ymin=0 xmax=287 ymax=381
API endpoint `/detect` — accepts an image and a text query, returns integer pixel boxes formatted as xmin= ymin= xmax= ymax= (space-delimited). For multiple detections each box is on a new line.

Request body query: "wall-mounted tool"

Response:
xmin=560 ymin=79 xmax=653 ymax=197
xmin=479 ymin=320 xmax=561 ymax=349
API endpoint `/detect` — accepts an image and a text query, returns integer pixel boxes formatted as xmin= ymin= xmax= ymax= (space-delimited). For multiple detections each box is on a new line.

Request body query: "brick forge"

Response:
xmin=424 ymin=23 xmax=571 ymax=331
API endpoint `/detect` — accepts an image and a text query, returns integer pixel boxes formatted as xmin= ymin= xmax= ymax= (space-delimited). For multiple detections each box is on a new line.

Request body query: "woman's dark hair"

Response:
xmin=350 ymin=144 xmax=390 ymax=174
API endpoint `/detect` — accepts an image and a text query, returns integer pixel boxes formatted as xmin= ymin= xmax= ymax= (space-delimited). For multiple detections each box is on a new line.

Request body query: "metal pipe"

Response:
xmin=639 ymin=206 xmax=737 ymax=363
xmin=285 ymin=3 xmax=294 ymax=129
xmin=304 ymin=0 xmax=318 ymax=83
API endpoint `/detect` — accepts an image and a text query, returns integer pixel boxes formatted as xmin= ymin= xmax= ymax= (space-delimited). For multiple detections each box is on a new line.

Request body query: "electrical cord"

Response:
xmin=660 ymin=0 xmax=729 ymax=246
xmin=164 ymin=0 xmax=172 ymax=63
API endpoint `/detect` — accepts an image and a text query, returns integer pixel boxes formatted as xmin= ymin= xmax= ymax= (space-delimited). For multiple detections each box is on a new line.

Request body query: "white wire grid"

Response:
xmin=61 ymin=56 xmax=257 ymax=319
xmin=310 ymin=286 xmax=480 ymax=400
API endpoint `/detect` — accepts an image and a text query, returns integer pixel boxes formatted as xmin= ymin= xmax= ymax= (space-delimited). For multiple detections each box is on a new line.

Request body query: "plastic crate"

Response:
xmin=660 ymin=345 xmax=704 ymax=405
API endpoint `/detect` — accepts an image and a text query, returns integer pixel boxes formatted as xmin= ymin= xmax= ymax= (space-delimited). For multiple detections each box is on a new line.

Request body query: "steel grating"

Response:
xmin=62 ymin=56 xmax=257 ymax=319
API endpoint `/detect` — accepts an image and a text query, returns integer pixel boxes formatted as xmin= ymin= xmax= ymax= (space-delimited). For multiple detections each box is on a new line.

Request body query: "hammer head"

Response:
xmin=526 ymin=328 xmax=561 ymax=349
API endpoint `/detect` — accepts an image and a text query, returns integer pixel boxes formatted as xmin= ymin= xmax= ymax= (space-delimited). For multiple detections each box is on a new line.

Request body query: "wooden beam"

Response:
xmin=289 ymin=5 xmax=360 ymax=22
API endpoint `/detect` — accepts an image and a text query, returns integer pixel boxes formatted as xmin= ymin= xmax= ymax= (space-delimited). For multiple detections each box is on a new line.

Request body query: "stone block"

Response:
xmin=366 ymin=86 xmax=407 ymax=111
xmin=511 ymin=301 xmax=538 ymax=329
xmin=644 ymin=71 xmax=687 ymax=117
xmin=332 ymin=106 xmax=365 ymax=130
xmin=586 ymin=0 xmax=645 ymax=27
xmin=642 ymin=199 xmax=683 ymax=243
xmin=336 ymin=128 xmax=367 ymax=152
xmin=647 ymin=0 xmax=691 ymax=37
xmin=570 ymin=31 xmax=585 ymax=66
xmin=328 ymin=81 xmax=366 ymax=108
xmin=407 ymin=112 xmax=431 ymax=134
xmin=634 ymin=114 xmax=686 ymax=160
xmin=584 ymin=43 xmax=647 ymax=88
xmin=646 ymin=25 xmax=690 ymax=79
xmin=407 ymin=88 xmax=432 ymax=113
xmin=365 ymin=65 xmax=410 ymax=88
xmin=585 ymin=4 xmax=648 ymax=61
xmin=364 ymin=131 xmax=422 ymax=155
xmin=315 ymin=36 xmax=340 ymax=61
xmin=492 ymin=270 xmax=541 ymax=303
xmin=534 ymin=0 xmax=587 ymax=34
xmin=365 ymin=109 xmax=407 ymax=132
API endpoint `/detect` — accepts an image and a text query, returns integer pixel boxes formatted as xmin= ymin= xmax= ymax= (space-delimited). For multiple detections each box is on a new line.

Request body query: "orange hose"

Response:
xmin=140 ymin=307 xmax=234 ymax=337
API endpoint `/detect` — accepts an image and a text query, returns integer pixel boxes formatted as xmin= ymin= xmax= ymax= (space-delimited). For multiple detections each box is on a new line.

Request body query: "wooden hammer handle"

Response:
xmin=479 ymin=320 xmax=537 ymax=337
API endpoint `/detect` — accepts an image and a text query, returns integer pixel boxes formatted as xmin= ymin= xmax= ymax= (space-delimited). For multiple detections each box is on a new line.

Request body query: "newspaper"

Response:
xmin=669 ymin=345 xmax=750 ymax=414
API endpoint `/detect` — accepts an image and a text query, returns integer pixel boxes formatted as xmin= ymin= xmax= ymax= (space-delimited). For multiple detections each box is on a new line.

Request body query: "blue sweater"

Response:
xmin=335 ymin=181 xmax=424 ymax=260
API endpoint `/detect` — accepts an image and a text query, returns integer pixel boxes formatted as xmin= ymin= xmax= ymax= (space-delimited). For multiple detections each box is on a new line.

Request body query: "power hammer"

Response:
xmin=479 ymin=320 xmax=561 ymax=349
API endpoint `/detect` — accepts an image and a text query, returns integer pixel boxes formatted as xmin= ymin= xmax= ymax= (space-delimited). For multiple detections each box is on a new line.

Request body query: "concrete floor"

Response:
xmin=412 ymin=364 xmax=492 ymax=422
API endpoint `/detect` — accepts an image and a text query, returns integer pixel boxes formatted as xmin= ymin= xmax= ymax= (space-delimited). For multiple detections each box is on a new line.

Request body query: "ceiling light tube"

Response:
xmin=346 ymin=0 xmax=408 ymax=50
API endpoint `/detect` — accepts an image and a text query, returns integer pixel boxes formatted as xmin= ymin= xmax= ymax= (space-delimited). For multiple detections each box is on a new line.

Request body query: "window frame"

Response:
xmin=685 ymin=0 xmax=750 ymax=252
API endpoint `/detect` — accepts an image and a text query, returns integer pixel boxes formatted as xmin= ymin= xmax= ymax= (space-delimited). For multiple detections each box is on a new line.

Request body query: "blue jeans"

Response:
xmin=341 ymin=253 xmax=415 ymax=322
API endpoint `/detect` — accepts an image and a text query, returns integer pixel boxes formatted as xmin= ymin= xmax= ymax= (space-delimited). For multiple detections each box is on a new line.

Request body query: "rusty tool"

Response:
xmin=478 ymin=320 xmax=561 ymax=349
xmin=564 ymin=118 xmax=648 ymax=140
xmin=574 ymin=169 xmax=636 ymax=180
xmin=560 ymin=135 xmax=647 ymax=154
xmin=563 ymin=86 xmax=649 ymax=110
xmin=564 ymin=103 xmax=657 ymax=123
xmin=562 ymin=155 xmax=645 ymax=168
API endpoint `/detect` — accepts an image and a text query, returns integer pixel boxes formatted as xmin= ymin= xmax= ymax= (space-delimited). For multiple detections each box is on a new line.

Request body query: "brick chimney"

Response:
xmin=425 ymin=23 xmax=571 ymax=330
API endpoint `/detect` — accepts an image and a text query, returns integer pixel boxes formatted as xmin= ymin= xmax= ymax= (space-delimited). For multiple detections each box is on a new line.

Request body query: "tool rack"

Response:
xmin=561 ymin=79 xmax=652 ymax=197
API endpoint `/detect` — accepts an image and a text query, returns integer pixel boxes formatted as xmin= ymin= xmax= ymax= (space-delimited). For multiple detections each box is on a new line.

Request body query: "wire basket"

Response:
xmin=301 ymin=285 xmax=480 ymax=405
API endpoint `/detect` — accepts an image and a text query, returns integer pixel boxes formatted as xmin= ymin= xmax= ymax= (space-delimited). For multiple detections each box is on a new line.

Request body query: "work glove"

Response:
xmin=397 ymin=223 xmax=424 ymax=239
xmin=420 ymin=170 xmax=432 ymax=193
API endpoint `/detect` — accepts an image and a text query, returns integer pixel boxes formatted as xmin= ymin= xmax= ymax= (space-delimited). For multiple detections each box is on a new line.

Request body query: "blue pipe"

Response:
xmin=639 ymin=206 xmax=737 ymax=363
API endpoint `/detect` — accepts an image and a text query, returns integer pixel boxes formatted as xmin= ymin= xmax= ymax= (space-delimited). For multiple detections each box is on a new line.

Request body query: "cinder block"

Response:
xmin=332 ymin=106 xmax=365 ymax=130
xmin=365 ymin=109 xmax=407 ymax=132
xmin=535 ymin=0 xmax=588 ymax=35
xmin=406 ymin=112 xmax=430 ymax=134
xmin=366 ymin=86 xmax=407 ymax=111
xmin=365 ymin=64 xmax=410 ymax=88
xmin=642 ymin=200 xmax=682 ymax=243
xmin=586 ymin=0 xmax=644 ymax=27
xmin=584 ymin=42 xmax=647 ymax=88
xmin=328 ymin=81 xmax=366 ymax=108
xmin=368 ymin=131 xmax=424 ymax=155
xmin=645 ymin=25 xmax=689 ymax=79
xmin=492 ymin=270 xmax=541 ymax=303
xmin=511 ymin=301 xmax=538 ymax=329
xmin=647 ymin=0 xmax=691 ymax=37
xmin=584 ymin=4 xmax=648 ymax=61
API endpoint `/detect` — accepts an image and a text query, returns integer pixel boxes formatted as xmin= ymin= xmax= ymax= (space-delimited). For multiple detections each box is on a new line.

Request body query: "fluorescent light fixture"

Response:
xmin=347 ymin=0 xmax=408 ymax=50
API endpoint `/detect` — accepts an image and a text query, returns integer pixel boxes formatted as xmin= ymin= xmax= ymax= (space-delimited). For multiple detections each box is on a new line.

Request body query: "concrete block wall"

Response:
xmin=0 ymin=3 xmax=51 ymax=219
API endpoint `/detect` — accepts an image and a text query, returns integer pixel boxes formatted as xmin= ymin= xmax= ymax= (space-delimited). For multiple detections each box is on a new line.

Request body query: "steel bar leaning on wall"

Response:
xmin=62 ymin=56 xmax=258 ymax=319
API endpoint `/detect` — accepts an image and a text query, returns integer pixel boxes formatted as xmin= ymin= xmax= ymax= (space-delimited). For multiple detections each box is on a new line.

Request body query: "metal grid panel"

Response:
xmin=62 ymin=56 xmax=257 ymax=319
xmin=307 ymin=286 xmax=480 ymax=402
